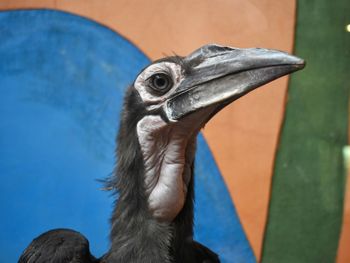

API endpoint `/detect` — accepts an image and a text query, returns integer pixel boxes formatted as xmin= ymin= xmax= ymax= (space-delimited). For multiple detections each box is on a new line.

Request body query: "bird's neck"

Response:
xmin=104 ymin=116 xmax=196 ymax=262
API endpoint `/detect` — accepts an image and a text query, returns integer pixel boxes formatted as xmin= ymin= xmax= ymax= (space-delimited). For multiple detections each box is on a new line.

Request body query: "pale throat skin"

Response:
xmin=135 ymin=62 xmax=214 ymax=222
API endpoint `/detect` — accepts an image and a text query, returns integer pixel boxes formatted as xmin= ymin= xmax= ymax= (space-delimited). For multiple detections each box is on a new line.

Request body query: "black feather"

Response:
xmin=18 ymin=229 xmax=97 ymax=263
xmin=102 ymin=84 xmax=219 ymax=262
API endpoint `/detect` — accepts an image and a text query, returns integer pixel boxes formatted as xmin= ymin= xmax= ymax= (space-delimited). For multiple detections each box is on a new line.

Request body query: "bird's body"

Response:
xmin=18 ymin=229 xmax=97 ymax=263
xmin=19 ymin=44 xmax=304 ymax=263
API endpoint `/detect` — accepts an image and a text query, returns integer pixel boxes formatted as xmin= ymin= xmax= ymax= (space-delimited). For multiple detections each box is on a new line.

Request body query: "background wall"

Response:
xmin=0 ymin=1 xmax=348 ymax=262
xmin=261 ymin=1 xmax=350 ymax=262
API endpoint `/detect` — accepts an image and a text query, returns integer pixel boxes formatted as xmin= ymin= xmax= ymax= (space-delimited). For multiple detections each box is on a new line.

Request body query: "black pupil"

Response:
xmin=153 ymin=74 xmax=169 ymax=90
xmin=155 ymin=76 xmax=166 ymax=88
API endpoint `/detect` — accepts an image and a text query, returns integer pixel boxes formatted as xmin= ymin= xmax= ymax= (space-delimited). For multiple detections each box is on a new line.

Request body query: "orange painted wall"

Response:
xmin=337 ymin=170 xmax=350 ymax=263
xmin=337 ymin=122 xmax=350 ymax=263
xmin=0 ymin=1 xmax=297 ymax=260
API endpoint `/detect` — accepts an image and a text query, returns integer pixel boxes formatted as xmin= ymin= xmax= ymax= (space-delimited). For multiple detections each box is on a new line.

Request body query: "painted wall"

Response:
xmin=262 ymin=1 xmax=350 ymax=262
xmin=0 ymin=9 xmax=257 ymax=262
xmin=0 ymin=1 xmax=349 ymax=262
xmin=0 ymin=1 xmax=297 ymax=259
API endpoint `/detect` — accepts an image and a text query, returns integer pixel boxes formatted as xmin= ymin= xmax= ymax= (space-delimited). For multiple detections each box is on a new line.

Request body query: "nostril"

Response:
xmin=205 ymin=44 xmax=236 ymax=53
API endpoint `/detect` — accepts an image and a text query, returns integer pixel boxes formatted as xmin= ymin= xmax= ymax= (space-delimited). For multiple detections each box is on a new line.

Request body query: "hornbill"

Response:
xmin=18 ymin=44 xmax=304 ymax=263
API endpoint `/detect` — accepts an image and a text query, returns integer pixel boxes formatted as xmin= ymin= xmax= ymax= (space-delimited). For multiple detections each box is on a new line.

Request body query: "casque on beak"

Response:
xmin=163 ymin=44 xmax=305 ymax=122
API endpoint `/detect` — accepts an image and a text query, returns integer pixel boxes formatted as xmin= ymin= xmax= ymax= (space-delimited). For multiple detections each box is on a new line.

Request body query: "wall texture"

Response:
xmin=0 ymin=1 xmax=297 ymax=259
xmin=1 ymin=1 xmax=349 ymax=262
xmin=262 ymin=1 xmax=350 ymax=262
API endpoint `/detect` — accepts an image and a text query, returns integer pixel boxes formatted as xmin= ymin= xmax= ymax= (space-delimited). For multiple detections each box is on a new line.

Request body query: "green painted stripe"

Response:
xmin=261 ymin=1 xmax=350 ymax=263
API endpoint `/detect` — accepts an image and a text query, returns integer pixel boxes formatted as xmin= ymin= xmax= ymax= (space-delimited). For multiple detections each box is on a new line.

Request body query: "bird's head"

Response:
xmin=116 ymin=44 xmax=305 ymax=222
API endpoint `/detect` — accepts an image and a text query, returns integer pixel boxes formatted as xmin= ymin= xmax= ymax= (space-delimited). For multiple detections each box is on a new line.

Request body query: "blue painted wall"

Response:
xmin=0 ymin=10 xmax=255 ymax=263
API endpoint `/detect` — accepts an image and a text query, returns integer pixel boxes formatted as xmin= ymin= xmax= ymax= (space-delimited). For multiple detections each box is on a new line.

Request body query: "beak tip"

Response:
xmin=287 ymin=54 xmax=306 ymax=70
xmin=294 ymin=58 xmax=306 ymax=70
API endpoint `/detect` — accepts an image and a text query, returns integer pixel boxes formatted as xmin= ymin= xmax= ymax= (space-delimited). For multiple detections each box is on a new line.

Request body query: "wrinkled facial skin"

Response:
xmin=134 ymin=62 xmax=185 ymax=111
xmin=135 ymin=61 xmax=214 ymax=222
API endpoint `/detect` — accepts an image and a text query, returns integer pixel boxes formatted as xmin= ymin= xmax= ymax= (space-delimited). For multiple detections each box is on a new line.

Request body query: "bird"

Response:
xmin=18 ymin=44 xmax=305 ymax=263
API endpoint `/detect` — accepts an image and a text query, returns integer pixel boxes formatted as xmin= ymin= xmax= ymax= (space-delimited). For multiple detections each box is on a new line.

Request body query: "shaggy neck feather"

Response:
xmin=103 ymin=102 xmax=196 ymax=262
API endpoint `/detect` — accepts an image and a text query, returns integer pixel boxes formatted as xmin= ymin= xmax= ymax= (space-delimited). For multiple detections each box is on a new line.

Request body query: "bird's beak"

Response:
xmin=164 ymin=44 xmax=305 ymax=121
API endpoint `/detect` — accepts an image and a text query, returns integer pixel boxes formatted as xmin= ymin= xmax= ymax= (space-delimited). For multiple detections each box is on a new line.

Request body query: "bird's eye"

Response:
xmin=149 ymin=73 xmax=173 ymax=94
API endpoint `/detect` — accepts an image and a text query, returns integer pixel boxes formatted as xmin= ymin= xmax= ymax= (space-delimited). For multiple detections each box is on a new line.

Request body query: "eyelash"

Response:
xmin=146 ymin=70 xmax=170 ymax=82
